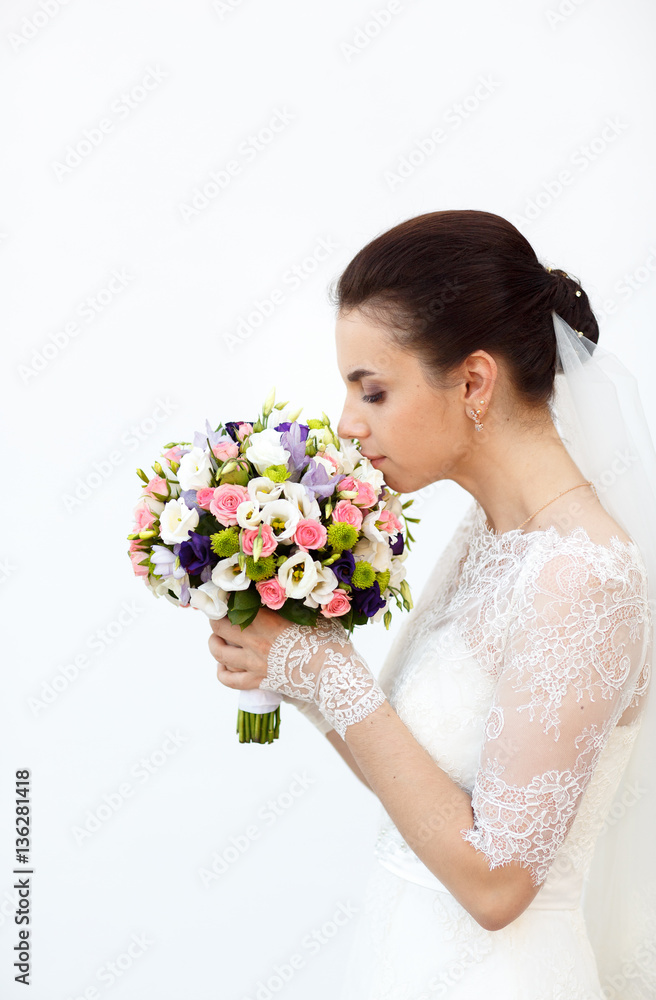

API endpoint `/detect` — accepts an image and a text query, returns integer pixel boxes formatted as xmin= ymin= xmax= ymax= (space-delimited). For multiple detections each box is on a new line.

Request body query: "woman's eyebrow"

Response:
xmin=347 ymin=368 xmax=378 ymax=383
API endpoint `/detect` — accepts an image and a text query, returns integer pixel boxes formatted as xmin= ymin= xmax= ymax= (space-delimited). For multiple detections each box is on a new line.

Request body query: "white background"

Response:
xmin=2 ymin=0 xmax=656 ymax=997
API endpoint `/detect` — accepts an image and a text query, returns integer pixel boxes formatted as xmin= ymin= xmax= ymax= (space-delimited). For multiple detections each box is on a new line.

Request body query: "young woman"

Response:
xmin=208 ymin=210 xmax=655 ymax=999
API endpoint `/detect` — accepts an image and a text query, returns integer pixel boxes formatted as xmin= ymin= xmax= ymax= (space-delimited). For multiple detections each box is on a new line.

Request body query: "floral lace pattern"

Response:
xmin=260 ymin=619 xmax=387 ymax=739
xmin=459 ymin=523 xmax=651 ymax=887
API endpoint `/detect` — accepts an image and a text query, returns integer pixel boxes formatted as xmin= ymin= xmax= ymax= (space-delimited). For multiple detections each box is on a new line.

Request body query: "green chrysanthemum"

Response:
xmin=351 ymin=560 xmax=376 ymax=589
xmin=307 ymin=418 xmax=324 ymax=429
xmin=375 ymin=569 xmax=391 ymax=593
xmin=245 ymin=554 xmax=276 ymax=581
xmin=263 ymin=464 xmax=290 ymax=483
xmin=326 ymin=521 xmax=358 ymax=552
xmin=210 ymin=527 xmax=240 ymax=558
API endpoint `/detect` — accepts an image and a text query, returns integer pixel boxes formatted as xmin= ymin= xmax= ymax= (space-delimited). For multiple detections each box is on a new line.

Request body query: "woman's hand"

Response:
xmin=207 ymin=607 xmax=294 ymax=690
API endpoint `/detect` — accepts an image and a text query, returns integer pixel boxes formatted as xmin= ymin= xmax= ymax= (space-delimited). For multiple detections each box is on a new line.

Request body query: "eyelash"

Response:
xmin=362 ymin=391 xmax=384 ymax=404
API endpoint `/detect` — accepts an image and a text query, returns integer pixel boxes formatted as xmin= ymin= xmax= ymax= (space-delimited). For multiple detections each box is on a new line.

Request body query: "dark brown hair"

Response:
xmin=328 ymin=210 xmax=599 ymax=410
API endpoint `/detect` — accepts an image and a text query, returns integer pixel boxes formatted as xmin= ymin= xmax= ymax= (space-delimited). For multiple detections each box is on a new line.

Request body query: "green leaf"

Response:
xmin=227 ymin=606 xmax=258 ymax=627
xmin=276 ymin=601 xmax=319 ymax=628
xmin=193 ymin=515 xmax=220 ymax=537
xmin=233 ymin=587 xmax=261 ymax=611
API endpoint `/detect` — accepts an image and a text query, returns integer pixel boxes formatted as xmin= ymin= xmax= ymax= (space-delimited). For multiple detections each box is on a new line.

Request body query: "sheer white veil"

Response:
xmin=550 ymin=311 xmax=656 ymax=1000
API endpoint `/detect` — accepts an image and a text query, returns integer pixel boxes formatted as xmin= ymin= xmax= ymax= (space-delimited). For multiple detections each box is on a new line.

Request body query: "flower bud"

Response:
xmin=400 ymin=579 xmax=413 ymax=609
xmin=136 ymin=468 xmax=150 ymax=484
xmin=153 ymin=461 xmax=164 ymax=476
xmin=286 ymin=405 xmax=303 ymax=422
xmin=262 ymin=386 xmax=276 ymax=417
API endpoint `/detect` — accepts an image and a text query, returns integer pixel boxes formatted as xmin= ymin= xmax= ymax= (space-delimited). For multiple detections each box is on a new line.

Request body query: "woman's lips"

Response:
xmin=366 ymin=456 xmax=385 ymax=468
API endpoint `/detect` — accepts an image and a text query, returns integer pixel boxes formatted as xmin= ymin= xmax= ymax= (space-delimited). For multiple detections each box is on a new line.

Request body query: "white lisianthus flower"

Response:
xmin=281 ymin=481 xmax=321 ymax=521
xmin=176 ymin=446 xmax=214 ymax=491
xmin=150 ymin=573 xmax=189 ymax=608
xmin=353 ymin=535 xmax=393 ymax=573
xmin=247 ymin=476 xmax=285 ymax=505
xmin=353 ymin=457 xmax=385 ymax=493
xmin=277 ymin=550 xmax=319 ymax=599
xmin=235 ymin=500 xmax=262 ymax=529
xmin=189 ymin=581 xmax=229 ymax=619
xmin=259 ymin=499 xmax=302 ymax=544
xmin=149 ymin=573 xmax=183 ymax=598
xmin=303 ymin=563 xmax=339 ymax=608
xmin=361 ymin=506 xmax=389 ymax=544
xmin=245 ymin=429 xmax=290 ymax=475
xmin=211 ymin=554 xmax=251 ymax=591
xmin=336 ymin=439 xmax=363 ymax=475
xmin=389 ymin=548 xmax=409 ymax=589
xmin=159 ymin=497 xmax=200 ymax=544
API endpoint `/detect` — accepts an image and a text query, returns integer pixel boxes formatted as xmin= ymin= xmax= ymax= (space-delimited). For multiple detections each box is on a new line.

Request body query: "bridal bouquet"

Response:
xmin=127 ymin=388 xmax=417 ymax=743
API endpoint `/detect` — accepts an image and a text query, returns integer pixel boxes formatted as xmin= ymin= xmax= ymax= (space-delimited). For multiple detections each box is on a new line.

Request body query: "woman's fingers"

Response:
xmin=208 ymin=632 xmax=264 ymax=676
xmin=215 ymin=660 xmax=261 ymax=690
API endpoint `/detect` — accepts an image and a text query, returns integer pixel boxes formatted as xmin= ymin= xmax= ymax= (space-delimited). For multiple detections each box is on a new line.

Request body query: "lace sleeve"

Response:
xmin=460 ymin=539 xmax=651 ymax=887
xmin=259 ymin=619 xmax=387 ymax=740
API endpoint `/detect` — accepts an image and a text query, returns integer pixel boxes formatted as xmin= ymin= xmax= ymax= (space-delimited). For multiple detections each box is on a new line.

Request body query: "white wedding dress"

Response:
xmin=337 ymin=497 xmax=653 ymax=1000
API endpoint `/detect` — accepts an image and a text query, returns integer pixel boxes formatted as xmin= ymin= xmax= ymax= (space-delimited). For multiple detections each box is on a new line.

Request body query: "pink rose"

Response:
xmin=242 ymin=524 xmax=278 ymax=557
xmin=196 ymin=487 xmax=216 ymax=511
xmin=236 ymin=423 xmax=254 ymax=441
xmin=293 ymin=518 xmax=328 ymax=550
xmin=212 ymin=440 xmax=239 ymax=461
xmin=332 ymin=499 xmax=363 ymax=530
xmin=161 ymin=446 xmax=184 ymax=470
xmin=133 ymin=500 xmax=156 ymax=532
xmin=378 ymin=510 xmax=402 ymax=535
xmin=143 ymin=475 xmax=169 ymax=499
xmin=256 ymin=575 xmax=287 ymax=610
xmin=129 ymin=548 xmax=149 ymax=577
xmin=321 ymin=589 xmax=352 ymax=618
xmin=209 ymin=483 xmax=249 ymax=526
xmin=339 ymin=475 xmax=376 ymax=508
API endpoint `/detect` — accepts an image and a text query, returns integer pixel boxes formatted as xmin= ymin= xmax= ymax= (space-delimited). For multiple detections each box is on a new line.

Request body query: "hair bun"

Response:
xmin=546 ymin=265 xmax=599 ymax=345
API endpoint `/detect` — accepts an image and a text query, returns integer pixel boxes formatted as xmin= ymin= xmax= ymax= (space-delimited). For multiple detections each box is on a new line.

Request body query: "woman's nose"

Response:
xmin=337 ymin=401 xmax=368 ymax=442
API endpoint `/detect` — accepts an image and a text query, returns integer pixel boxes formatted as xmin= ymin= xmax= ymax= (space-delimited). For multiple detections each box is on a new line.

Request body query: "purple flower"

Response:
xmin=352 ymin=581 xmax=386 ymax=617
xmin=180 ymin=489 xmax=205 ymax=513
xmin=331 ymin=551 xmax=356 ymax=583
xmin=389 ymin=533 xmax=404 ymax=556
xmin=274 ymin=421 xmax=309 ymax=440
xmin=278 ymin=421 xmax=309 ymax=476
xmin=300 ymin=458 xmax=337 ymax=500
xmin=193 ymin=418 xmax=223 ymax=451
xmin=179 ymin=578 xmax=191 ymax=605
xmin=178 ymin=533 xmax=217 ymax=575
xmin=150 ymin=544 xmax=177 ymax=578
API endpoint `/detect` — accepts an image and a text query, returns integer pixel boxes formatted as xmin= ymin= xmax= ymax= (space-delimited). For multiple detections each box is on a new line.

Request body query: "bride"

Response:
xmin=207 ymin=210 xmax=656 ymax=999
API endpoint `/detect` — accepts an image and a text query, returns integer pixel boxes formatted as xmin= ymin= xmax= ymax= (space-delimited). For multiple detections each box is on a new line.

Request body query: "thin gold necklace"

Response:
xmin=515 ymin=481 xmax=598 ymax=531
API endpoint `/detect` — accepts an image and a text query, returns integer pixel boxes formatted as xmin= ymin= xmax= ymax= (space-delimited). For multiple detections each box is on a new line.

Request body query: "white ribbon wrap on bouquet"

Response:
xmin=238 ymin=688 xmax=283 ymax=713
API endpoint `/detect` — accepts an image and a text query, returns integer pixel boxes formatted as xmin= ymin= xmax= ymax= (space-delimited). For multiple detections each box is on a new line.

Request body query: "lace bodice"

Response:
xmin=374 ymin=499 xmax=653 ymax=902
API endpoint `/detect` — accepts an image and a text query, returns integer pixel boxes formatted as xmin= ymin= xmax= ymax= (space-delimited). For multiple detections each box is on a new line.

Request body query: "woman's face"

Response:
xmin=335 ymin=308 xmax=472 ymax=494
